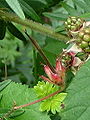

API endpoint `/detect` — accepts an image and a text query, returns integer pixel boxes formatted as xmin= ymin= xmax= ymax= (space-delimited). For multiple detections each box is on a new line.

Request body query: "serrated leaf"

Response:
xmin=5 ymin=0 xmax=25 ymax=19
xmin=34 ymin=81 xmax=67 ymax=114
xmin=0 ymin=82 xmax=51 ymax=120
xmin=61 ymin=60 xmax=90 ymax=120
xmin=0 ymin=80 xmax=11 ymax=92
xmin=40 ymin=93 xmax=67 ymax=114
xmin=0 ymin=20 xmax=6 ymax=40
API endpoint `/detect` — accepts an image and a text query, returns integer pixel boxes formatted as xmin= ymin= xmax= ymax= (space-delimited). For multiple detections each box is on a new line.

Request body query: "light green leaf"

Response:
xmin=5 ymin=0 xmax=25 ymax=19
xmin=34 ymin=81 xmax=67 ymax=114
xmin=61 ymin=60 xmax=90 ymax=120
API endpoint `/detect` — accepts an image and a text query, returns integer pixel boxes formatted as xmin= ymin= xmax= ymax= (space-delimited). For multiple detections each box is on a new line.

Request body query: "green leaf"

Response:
xmin=34 ymin=81 xmax=67 ymax=114
xmin=84 ymin=0 xmax=90 ymax=7
xmin=0 ymin=20 xmax=6 ymax=40
xmin=73 ymin=0 xmax=90 ymax=12
xmin=43 ymin=12 xmax=68 ymax=21
xmin=80 ymin=13 xmax=90 ymax=18
xmin=61 ymin=60 xmax=90 ymax=120
xmin=19 ymin=0 xmax=41 ymax=22
xmin=60 ymin=2 xmax=78 ymax=16
xmin=9 ymin=109 xmax=25 ymax=118
xmin=0 ymin=80 xmax=11 ymax=92
xmin=5 ymin=0 xmax=25 ymax=19
xmin=0 ymin=82 xmax=51 ymax=120
xmin=55 ymin=26 xmax=65 ymax=33
xmin=7 ymin=22 xmax=26 ymax=43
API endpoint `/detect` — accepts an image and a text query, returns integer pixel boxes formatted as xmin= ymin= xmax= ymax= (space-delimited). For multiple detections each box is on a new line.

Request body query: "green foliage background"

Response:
xmin=0 ymin=0 xmax=90 ymax=120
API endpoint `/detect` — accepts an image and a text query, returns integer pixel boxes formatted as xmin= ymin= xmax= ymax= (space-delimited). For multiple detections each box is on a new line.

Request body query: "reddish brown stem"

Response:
xmin=14 ymin=85 xmax=65 ymax=110
xmin=25 ymin=31 xmax=56 ymax=73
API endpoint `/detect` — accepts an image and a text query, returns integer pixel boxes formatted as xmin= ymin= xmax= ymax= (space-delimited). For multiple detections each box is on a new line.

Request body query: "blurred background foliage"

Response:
xmin=0 ymin=0 xmax=90 ymax=87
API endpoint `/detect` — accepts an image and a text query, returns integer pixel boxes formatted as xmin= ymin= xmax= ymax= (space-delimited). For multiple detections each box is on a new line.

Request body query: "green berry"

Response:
xmin=67 ymin=18 xmax=71 ymax=24
xmin=72 ymin=18 xmax=77 ymax=23
xmin=84 ymin=47 xmax=90 ymax=52
xmin=80 ymin=41 xmax=88 ymax=48
xmin=89 ymin=42 xmax=90 ymax=46
xmin=77 ymin=39 xmax=81 ymax=43
xmin=84 ymin=28 xmax=90 ymax=34
xmin=77 ymin=18 xmax=82 ymax=22
xmin=79 ymin=31 xmax=85 ymax=38
xmin=71 ymin=26 xmax=76 ymax=31
xmin=83 ymin=34 xmax=90 ymax=42
xmin=67 ymin=25 xmax=71 ymax=29
xmin=71 ymin=16 xmax=76 ymax=19
xmin=71 ymin=22 xmax=75 ymax=26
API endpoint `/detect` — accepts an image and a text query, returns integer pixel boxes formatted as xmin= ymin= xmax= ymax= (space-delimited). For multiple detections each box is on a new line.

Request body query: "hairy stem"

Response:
xmin=14 ymin=85 xmax=65 ymax=110
xmin=0 ymin=10 xmax=69 ymax=41
xmin=25 ymin=31 xmax=55 ymax=73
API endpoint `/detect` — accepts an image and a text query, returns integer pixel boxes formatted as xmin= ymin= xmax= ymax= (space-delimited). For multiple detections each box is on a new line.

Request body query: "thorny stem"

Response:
xmin=0 ymin=10 xmax=69 ymax=42
xmin=14 ymin=85 xmax=65 ymax=110
xmin=25 ymin=31 xmax=55 ymax=73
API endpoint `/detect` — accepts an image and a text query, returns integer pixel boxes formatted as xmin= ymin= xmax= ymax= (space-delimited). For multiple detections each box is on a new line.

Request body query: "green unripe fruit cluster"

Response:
xmin=76 ymin=27 xmax=90 ymax=52
xmin=62 ymin=54 xmax=72 ymax=67
xmin=65 ymin=16 xmax=84 ymax=32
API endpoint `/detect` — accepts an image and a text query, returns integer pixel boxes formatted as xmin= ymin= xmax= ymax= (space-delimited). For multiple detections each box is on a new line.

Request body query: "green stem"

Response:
xmin=0 ymin=10 xmax=69 ymax=41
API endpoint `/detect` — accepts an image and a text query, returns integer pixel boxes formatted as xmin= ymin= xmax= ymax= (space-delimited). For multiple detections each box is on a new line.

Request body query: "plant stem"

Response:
xmin=25 ymin=31 xmax=55 ymax=73
xmin=0 ymin=10 xmax=69 ymax=41
xmin=14 ymin=85 xmax=65 ymax=110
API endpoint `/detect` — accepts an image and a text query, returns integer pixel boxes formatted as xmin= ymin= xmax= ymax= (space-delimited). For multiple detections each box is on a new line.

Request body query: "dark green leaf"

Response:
xmin=7 ymin=22 xmax=27 ymax=43
xmin=0 ymin=20 xmax=6 ymax=40
xmin=19 ymin=0 xmax=41 ymax=22
xmin=61 ymin=60 xmax=90 ymax=120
